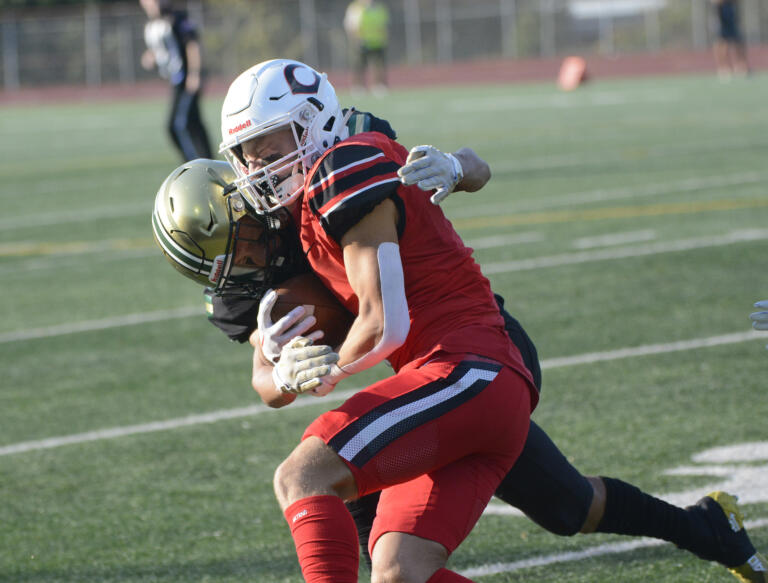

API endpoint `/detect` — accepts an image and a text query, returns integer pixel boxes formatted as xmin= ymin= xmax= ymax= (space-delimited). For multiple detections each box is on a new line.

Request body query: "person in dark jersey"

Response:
xmin=140 ymin=0 xmax=212 ymax=161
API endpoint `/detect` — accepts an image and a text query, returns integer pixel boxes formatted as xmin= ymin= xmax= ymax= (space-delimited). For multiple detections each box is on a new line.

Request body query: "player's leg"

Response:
xmin=594 ymin=478 xmax=767 ymax=580
xmin=494 ymin=420 xmax=594 ymax=535
xmin=274 ymin=436 xmax=360 ymax=583
xmin=169 ymin=88 xmax=201 ymax=161
xmin=186 ymin=90 xmax=212 ymax=158
xmin=295 ymin=355 xmax=531 ymax=582
xmin=165 ymin=85 xmax=187 ymax=160
xmin=370 ymin=454 xmax=521 ymax=583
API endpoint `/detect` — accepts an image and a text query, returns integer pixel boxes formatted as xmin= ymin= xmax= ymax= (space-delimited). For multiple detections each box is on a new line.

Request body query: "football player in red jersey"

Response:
xmin=213 ymin=59 xmax=768 ymax=583
xmin=153 ymin=151 xmax=767 ymax=582
xmin=220 ymin=58 xmax=537 ymax=583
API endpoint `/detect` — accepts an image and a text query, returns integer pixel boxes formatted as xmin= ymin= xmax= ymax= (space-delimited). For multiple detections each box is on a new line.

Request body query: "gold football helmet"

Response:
xmin=151 ymin=158 xmax=276 ymax=296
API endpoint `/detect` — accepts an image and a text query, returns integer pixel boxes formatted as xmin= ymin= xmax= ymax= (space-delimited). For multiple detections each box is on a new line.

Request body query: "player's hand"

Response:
xmin=750 ymin=300 xmax=768 ymax=331
xmin=272 ymin=336 xmax=340 ymax=394
xmin=397 ymin=145 xmax=464 ymax=205
xmin=308 ymin=364 xmax=350 ymax=398
xmin=258 ymin=289 xmax=324 ymax=364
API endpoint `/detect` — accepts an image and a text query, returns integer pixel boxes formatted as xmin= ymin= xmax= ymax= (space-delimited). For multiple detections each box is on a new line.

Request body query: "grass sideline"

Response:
xmin=1 ymin=73 xmax=768 ymax=582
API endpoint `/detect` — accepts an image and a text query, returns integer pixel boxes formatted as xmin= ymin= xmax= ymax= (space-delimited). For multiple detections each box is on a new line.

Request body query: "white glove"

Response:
xmin=308 ymin=364 xmax=351 ymax=398
xmin=258 ymin=289 xmax=324 ymax=364
xmin=750 ymin=300 xmax=768 ymax=331
xmin=397 ymin=145 xmax=464 ymax=205
xmin=272 ymin=336 xmax=340 ymax=394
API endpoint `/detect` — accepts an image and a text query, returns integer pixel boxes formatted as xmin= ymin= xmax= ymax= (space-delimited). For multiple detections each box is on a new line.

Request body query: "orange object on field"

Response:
xmin=558 ymin=56 xmax=588 ymax=91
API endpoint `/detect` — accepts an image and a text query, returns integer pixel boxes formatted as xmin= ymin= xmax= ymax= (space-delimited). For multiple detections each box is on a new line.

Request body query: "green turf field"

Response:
xmin=1 ymin=73 xmax=767 ymax=582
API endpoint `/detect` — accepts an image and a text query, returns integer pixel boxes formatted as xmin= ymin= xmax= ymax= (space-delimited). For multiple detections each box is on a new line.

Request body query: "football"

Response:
xmin=271 ymin=272 xmax=354 ymax=348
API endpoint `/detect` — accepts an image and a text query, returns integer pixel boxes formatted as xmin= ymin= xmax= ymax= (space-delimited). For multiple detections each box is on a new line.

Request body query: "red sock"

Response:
xmin=427 ymin=568 xmax=475 ymax=582
xmin=284 ymin=495 xmax=359 ymax=583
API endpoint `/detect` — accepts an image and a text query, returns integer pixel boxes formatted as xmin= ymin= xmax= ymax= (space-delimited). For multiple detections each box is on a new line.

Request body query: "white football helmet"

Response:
xmin=219 ymin=59 xmax=350 ymax=214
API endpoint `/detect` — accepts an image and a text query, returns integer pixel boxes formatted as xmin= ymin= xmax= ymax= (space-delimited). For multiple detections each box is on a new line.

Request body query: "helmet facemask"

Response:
xmin=210 ymin=198 xmax=285 ymax=297
xmin=224 ymin=118 xmax=311 ymax=215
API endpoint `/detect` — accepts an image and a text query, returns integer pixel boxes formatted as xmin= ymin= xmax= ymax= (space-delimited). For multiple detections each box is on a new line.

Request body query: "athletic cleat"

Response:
xmin=700 ymin=491 xmax=767 ymax=583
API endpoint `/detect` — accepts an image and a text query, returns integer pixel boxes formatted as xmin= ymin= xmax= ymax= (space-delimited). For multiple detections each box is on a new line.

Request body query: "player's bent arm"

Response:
xmin=248 ymin=330 xmax=297 ymax=407
xmin=453 ymin=147 xmax=491 ymax=193
xmin=336 ymin=199 xmax=409 ymax=374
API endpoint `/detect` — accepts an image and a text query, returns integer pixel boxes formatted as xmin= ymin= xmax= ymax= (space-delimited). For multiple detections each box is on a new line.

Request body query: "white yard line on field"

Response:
xmin=572 ymin=229 xmax=656 ymax=249
xmin=482 ymin=229 xmax=768 ymax=274
xmin=1 ymin=328 xmax=763 ymax=457
xmin=460 ymin=518 xmax=768 ymax=579
xmin=448 ymin=89 xmax=681 ymax=113
xmin=0 ymin=306 xmax=201 ymax=343
xmin=488 ymin=136 xmax=768 ymax=174
xmin=539 ymin=330 xmax=762 ymax=369
xmin=0 ymin=203 xmax=149 ymax=231
xmin=0 ymin=388 xmax=357 ymax=456
xmin=455 ymin=170 xmax=768 ymax=217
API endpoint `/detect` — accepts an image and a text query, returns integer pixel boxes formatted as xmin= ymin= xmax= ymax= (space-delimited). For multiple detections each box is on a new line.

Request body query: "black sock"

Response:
xmin=595 ymin=477 xmax=725 ymax=563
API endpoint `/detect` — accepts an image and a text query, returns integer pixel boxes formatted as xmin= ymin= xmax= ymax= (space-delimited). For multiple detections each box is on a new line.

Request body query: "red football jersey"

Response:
xmin=296 ymin=132 xmax=535 ymax=396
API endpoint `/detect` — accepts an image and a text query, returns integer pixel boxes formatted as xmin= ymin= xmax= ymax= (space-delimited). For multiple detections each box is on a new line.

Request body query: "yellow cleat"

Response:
xmin=705 ymin=492 xmax=768 ymax=583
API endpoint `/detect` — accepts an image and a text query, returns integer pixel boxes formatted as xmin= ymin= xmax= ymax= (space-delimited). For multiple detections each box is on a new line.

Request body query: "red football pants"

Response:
xmin=304 ymin=354 xmax=533 ymax=554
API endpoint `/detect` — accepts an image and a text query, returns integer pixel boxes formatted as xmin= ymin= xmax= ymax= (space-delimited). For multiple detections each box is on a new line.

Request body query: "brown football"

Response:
xmin=271 ymin=272 xmax=354 ymax=348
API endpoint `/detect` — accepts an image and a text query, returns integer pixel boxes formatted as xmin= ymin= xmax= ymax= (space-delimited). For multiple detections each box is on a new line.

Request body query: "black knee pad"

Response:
xmin=495 ymin=422 xmax=593 ymax=536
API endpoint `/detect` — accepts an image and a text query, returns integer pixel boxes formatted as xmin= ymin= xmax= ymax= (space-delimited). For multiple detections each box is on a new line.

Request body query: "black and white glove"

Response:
xmin=397 ymin=145 xmax=464 ymax=205
xmin=257 ymin=289 xmax=323 ymax=364
xmin=271 ymin=336 xmax=340 ymax=394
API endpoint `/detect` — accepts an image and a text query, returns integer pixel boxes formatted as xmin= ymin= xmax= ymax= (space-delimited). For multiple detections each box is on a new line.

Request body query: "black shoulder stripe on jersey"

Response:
xmin=309 ymin=159 xmax=400 ymax=215
xmin=317 ymin=178 xmax=401 ymax=242
xmin=310 ymin=144 xmax=387 ymax=191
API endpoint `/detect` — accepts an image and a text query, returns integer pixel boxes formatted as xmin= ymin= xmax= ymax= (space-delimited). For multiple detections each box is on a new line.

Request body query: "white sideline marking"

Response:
xmin=460 ymin=519 xmax=768 ymax=579
xmin=0 ymin=307 xmax=201 ymax=343
xmin=1 ymin=329 xmax=763 ymax=457
xmin=482 ymin=229 xmax=768 ymax=274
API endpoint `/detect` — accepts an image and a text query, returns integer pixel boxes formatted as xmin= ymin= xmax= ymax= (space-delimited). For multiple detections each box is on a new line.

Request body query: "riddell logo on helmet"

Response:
xmin=228 ymin=120 xmax=251 ymax=135
xmin=209 ymin=256 xmax=225 ymax=283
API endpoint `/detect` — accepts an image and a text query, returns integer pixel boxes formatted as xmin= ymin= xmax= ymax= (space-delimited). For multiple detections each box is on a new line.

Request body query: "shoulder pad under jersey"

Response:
xmin=305 ymin=142 xmax=401 ymax=242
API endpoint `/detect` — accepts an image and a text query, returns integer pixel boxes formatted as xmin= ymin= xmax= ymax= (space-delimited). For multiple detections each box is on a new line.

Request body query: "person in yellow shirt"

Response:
xmin=344 ymin=0 xmax=390 ymax=95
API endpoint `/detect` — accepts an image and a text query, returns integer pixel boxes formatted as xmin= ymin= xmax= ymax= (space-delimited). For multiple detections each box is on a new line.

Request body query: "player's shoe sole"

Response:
xmin=703 ymin=491 xmax=767 ymax=583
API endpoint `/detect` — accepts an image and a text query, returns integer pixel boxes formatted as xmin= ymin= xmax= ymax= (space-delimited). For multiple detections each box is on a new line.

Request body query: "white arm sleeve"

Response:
xmin=342 ymin=241 xmax=410 ymax=375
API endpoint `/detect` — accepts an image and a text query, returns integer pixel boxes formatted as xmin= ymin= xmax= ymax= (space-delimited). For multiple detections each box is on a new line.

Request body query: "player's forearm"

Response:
xmin=453 ymin=147 xmax=491 ymax=192
xmin=250 ymin=336 xmax=296 ymax=407
xmin=335 ymin=203 xmax=409 ymax=379
xmin=336 ymin=311 xmax=391 ymax=370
